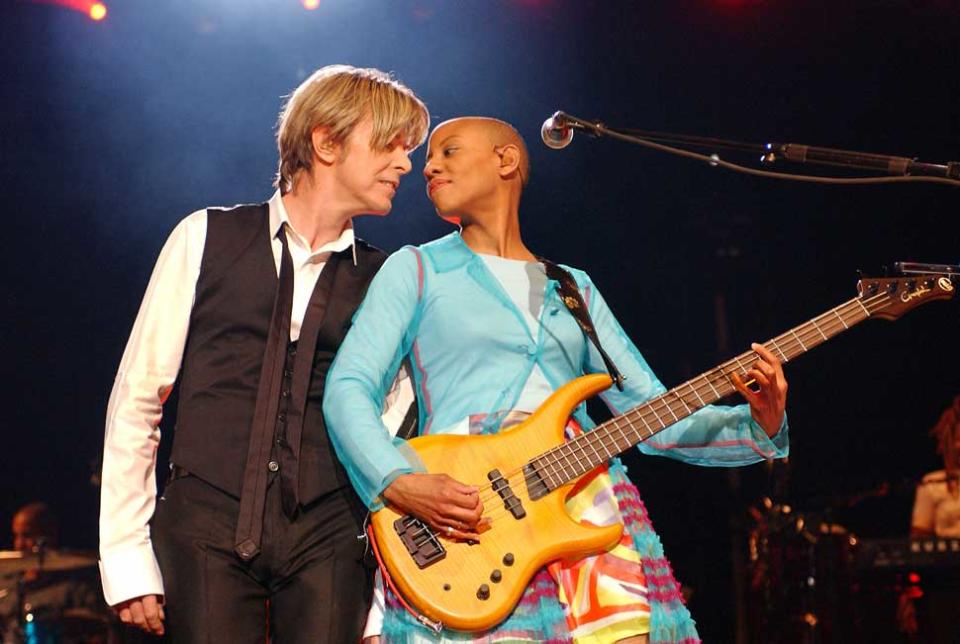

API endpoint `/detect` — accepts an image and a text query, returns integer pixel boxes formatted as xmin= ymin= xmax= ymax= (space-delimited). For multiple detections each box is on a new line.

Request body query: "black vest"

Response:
xmin=170 ymin=203 xmax=386 ymax=504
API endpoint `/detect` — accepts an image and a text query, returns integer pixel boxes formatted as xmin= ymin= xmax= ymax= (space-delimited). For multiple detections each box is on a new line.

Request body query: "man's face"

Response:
xmin=330 ymin=115 xmax=413 ymax=217
xmin=422 ymin=120 xmax=502 ymax=225
xmin=12 ymin=512 xmax=42 ymax=551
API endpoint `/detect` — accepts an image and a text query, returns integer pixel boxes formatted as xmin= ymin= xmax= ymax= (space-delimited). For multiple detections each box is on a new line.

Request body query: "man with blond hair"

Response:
xmin=99 ymin=65 xmax=429 ymax=642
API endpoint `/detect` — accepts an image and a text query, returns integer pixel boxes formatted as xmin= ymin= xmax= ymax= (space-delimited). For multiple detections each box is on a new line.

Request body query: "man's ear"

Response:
xmin=312 ymin=126 xmax=340 ymax=165
xmin=495 ymin=144 xmax=521 ymax=180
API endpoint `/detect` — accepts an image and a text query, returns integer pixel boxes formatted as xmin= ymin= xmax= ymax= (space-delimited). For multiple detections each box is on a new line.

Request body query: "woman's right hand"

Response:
xmin=383 ymin=473 xmax=485 ymax=541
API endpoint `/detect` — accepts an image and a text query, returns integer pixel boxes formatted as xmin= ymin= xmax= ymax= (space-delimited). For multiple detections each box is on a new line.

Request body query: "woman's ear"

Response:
xmin=495 ymin=144 xmax=521 ymax=179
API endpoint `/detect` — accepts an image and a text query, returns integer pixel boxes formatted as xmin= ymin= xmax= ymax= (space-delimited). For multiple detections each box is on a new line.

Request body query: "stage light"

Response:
xmin=27 ymin=0 xmax=108 ymax=22
xmin=89 ymin=2 xmax=107 ymax=21
xmin=302 ymin=0 xmax=320 ymax=9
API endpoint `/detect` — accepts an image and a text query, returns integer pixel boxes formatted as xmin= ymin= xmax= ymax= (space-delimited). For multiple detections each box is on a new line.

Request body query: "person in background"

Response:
xmin=899 ymin=394 xmax=960 ymax=643
xmin=2 ymin=503 xmax=108 ymax=644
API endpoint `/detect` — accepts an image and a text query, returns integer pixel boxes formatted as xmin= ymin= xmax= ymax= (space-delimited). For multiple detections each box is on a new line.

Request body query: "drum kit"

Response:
xmin=0 ymin=546 xmax=113 ymax=644
xmin=744 ymin=478 xmax=959 ymax=644
xmin=747 ymin=496 xmax=861 ymax=643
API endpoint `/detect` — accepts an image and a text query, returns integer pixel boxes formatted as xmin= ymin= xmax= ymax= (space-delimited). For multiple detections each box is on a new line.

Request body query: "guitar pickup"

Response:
xmin=504 ymin=495 xmax=526 ymax=519
xmin=487 ymin=468 xmax=527 ymax=519
xmin=394 ymin=515 xmax=446 ymax=569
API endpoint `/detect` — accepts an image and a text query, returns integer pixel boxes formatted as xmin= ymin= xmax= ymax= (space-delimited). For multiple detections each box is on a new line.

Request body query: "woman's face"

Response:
xmin=422 ymin=120 xmax=502 ymax=225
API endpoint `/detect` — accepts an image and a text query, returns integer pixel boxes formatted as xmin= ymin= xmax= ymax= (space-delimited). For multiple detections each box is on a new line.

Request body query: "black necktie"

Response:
xmin=276 ymin=252 xmax=344 ymax=519
xmin=234 ymin=227 xmax=294 ymax=561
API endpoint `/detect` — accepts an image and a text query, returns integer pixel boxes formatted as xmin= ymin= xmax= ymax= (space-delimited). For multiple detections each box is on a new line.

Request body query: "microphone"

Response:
xmin=541 ymin=112 xmax=574 ymax=149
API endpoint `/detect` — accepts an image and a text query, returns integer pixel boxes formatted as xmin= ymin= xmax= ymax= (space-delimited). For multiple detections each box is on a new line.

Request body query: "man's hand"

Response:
xmin=113 ymin=594 xmax=165 ymax=636
xmin=731 ymin=343 xmax=788 ymax=438
xmin=383 ymin=473 xmax=485 ymax=541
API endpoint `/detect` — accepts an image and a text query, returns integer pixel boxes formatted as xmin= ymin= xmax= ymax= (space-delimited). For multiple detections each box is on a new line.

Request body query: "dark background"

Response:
xmin=2 ymin=1 xmax=958 ymax=640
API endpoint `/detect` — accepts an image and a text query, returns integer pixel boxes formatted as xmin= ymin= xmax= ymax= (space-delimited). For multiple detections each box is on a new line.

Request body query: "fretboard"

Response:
xmin=527 ymin=288 xmax=895 ymax=491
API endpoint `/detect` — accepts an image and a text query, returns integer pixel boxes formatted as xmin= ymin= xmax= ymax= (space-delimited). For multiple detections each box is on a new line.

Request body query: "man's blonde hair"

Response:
xmin=275 ymin=65 xmax=429 ymax=193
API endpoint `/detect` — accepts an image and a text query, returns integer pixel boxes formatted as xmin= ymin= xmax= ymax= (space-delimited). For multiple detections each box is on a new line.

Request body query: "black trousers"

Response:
xmin=152 ymin=474 xmax=372 ymax=644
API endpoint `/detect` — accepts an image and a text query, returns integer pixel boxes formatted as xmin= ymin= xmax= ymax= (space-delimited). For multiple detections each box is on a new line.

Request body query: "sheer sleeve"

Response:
xmin=324 ymin=248 xmax=427 ymax=509
xmin=581 ymin=273 xmax=788 ymax=466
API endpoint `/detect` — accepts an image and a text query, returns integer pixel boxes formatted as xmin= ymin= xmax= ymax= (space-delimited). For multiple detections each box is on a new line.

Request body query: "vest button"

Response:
xmin=267 ymin=460 xmax=279 ymax=472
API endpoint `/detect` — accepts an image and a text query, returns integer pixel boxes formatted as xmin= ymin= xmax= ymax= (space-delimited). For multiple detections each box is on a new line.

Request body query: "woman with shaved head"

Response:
xmin=325 ymin=117 xmax=789 ymax=643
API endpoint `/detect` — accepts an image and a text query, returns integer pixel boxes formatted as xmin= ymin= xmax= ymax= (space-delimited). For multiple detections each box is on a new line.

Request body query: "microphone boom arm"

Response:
xmin=550 ymin=111 xmax=960 ymax=183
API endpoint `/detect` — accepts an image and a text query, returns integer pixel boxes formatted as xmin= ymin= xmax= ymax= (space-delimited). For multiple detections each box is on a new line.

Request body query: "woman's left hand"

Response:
xmin=731 ymin=343 xmax=788 ymax=437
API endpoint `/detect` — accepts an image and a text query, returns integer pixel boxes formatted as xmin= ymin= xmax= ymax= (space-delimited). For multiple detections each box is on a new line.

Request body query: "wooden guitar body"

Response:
xmin=370 ymin=373 xmax=622 ymax=633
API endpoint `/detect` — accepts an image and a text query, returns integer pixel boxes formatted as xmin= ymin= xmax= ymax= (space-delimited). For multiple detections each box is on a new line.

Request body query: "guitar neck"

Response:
xmin=530 ymin=292 xmax=884 ymax=489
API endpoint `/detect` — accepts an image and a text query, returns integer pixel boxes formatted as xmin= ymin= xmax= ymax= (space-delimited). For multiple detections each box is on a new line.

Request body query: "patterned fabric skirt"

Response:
xmin=379 ymin=415 xmax=700 ymax=643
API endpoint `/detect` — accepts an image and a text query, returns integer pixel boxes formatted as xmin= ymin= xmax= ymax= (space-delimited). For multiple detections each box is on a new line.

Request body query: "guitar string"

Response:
xmin=473 ymin=291 xmax=891 ymax=513
xmin=522 ymin=291 xmax=893 ymax=497
xmin=467 ymin=291 xmax=894 ymax=520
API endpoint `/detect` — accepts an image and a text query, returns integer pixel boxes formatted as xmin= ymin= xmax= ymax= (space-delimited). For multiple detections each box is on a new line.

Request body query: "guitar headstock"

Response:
xmin=858 ymin=274 xmax=956 ymax=320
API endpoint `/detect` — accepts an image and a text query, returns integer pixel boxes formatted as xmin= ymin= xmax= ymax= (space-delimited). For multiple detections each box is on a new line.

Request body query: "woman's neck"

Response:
xmin=460 ymin=208 xmax=534 ymax=261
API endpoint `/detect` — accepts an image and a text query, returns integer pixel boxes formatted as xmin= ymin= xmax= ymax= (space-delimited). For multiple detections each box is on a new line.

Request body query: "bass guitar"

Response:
xmin=370 ymin=273 xmax=955 ymax=632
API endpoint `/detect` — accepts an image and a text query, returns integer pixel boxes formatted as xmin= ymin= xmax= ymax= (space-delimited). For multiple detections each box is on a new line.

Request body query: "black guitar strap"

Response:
xmin=396 ymin=396 xmax=419 ymax=440
xmin=537 ymin=257 xmax=626 ymax=391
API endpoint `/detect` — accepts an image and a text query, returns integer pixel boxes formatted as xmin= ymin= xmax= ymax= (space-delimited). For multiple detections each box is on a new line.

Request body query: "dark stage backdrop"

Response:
xmin=1 ymin=1 xmax=958 ymax=641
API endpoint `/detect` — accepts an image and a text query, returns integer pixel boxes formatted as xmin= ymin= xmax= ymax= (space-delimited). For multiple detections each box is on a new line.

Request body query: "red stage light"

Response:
xmin=27 ymin=0 xmax=108 ymax=22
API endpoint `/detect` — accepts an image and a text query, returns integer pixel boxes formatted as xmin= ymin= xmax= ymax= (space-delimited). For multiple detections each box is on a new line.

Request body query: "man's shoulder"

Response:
xmin=355 ymin=237 xmax=386 ymax=257
xmin=205 ymin=202 xmax=270 ymax=221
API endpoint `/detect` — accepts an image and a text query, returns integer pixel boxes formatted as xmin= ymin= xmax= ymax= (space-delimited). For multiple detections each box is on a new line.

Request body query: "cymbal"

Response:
xmin=0 ymin=549 xmax=97 ymax=575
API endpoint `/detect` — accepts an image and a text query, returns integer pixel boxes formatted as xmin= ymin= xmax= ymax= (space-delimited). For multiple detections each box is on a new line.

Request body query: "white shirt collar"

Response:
xmin=268 ymin=190 xmax=358 ymax=266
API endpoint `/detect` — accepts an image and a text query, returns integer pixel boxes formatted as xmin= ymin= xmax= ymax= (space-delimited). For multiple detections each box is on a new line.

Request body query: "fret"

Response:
xmin=732 ymin=355 xmax=749 ymax=379
xmin=594 ymin=436 xmax=617 ymax=461
xmin=621 ymin=414 xmax=644 ymax=446
xmin=832 ymin=309 xmax=849 ymax=330
xmin=538 ymin=457 xmax=558 ymax=490
xmin=811 ymin=318 xmax=828 ymax=341
xmin=647 ymin=405 xmax=666 ymax=430
xmin=769 ymin=338 xmax=788 ymax=363
xmin=673 ymin=388 xmax=693 ymax=414
xmin=790 ymin=329 xmax=807 ymax=352
xmin=855 ymin=298 xmax=871 ymax=317
xmin=688 ymin=381 xmax=707 ymax=406
xmin=584 ymin=436 xmax=607 ymax=471
xmin=634 ymin=409 xmax=656 ymax=438
xmin=703 ymin=373 xmax=722 ymax=398
xmin=570 ymin=441 xmax=586 ymax=473
xmin=610 ymin=419 xmax=630 ymax=451
xmin=662 ymin=398 xmax=680 ymax=422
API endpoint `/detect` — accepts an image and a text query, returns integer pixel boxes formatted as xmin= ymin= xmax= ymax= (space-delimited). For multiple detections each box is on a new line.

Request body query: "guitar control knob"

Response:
xmin=477 ymin=584 xmax=490 ymax=600
xmin=503 ymin=553 xmax=515 ymax=566
xmin=490 ymin=569 xmax=502 ymax=583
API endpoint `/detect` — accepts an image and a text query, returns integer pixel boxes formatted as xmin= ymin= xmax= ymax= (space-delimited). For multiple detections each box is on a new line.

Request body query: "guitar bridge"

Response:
xmin=394 ymin=515 xmax=446 ymax=569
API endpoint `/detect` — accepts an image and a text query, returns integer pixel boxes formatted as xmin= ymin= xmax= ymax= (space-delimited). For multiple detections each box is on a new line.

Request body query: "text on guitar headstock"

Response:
xmin=857 ymin=274 xmax=955 ymax=321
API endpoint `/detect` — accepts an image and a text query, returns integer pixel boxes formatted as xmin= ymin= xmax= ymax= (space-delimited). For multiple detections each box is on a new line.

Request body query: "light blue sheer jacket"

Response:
xmin=324 ymin=232 xmax=788 ymax=510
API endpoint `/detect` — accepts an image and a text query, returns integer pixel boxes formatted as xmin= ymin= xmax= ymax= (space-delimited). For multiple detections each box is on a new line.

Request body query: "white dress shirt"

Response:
xmin=99 ymin=192 xmax=412 ymax=606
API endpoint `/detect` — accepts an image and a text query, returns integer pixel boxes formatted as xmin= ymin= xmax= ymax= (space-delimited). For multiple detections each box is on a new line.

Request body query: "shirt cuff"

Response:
xmin=749 ymin=413 xmax=789 ymax=459
xmin=363 ymin=569 xmax=386 ymax=639
xmin=98 ymin=544 xmax=164 ymax=606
